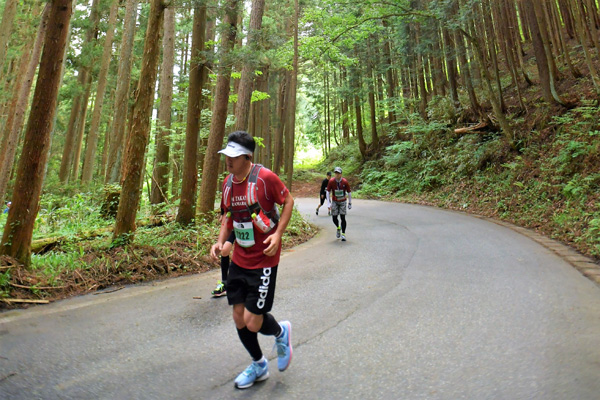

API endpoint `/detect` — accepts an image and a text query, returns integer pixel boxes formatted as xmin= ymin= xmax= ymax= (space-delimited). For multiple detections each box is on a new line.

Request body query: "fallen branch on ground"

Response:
xmin=0 ymin=298 xmax=50 ymax=304
xmin=9 ymin=282 xmax=67 ymax=290
xmin=454 ymin=121 xmax=488 ymax=134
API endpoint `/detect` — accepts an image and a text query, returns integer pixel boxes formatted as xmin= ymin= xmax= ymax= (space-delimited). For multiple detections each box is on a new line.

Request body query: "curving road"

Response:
xmin=1 ymin=198 xmax=600 ymax=399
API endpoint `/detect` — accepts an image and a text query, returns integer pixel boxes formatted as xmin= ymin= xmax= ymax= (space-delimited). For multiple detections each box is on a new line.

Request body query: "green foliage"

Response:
xmin=320 ymin=143 xmax=362 ymax=177
xmin=382 ymin=141 xmax=416 ymax=168
xmin=34 ymin=189 xmax=114 ymax=240
xmin=0 ymin=206 xmax=316 ymax=300
xmin=427 ymin=96 xmax=458 ymax=123
xmin=347 ymin=102 xmax=600 ymax=259
xmin=283 ymin=207 xmax=316 ymax=240
xmin=587 ymin=218 xmax=600 ymax=255
xmin=251 ymin=90 xmax=270 ymax=103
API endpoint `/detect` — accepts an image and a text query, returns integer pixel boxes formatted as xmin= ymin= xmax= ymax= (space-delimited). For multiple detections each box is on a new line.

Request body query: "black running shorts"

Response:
xmin=227 ymin=261 xmax=278 ymax=314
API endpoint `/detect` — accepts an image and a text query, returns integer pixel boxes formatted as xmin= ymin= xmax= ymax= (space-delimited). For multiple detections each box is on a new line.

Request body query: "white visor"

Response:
xmin=218 ymin=142 xmax=253 ymax=158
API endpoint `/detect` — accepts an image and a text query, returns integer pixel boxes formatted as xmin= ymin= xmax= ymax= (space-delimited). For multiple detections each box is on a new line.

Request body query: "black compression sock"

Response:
xmin=237 ymin=327 xmax=263 ymax=361
xmin=259 ymin=313 xmax=282 ymax=337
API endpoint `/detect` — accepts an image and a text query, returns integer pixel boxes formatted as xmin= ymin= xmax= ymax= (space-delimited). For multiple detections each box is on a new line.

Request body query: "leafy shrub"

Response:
xmin=427 ymin=95 xmax=457 ymax=123
xmin=382 ymin=141 xmax=417 ymax=168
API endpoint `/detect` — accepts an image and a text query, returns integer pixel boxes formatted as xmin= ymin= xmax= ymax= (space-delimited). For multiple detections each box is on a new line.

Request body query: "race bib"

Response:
xmin=334 ymin=189 xmax=345 ymax=198
xmin=233 ymin=220 xmax=255 ymax=248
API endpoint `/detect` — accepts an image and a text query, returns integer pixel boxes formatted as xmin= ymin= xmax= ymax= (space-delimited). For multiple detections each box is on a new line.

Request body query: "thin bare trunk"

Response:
xmin=172 ymin=28 xmax=191 ymax=200
xmin=462 ymin=25 xmax=514 ymax=146
xmin=414 ymin=24 xmax=428 ymax=119
xmin=105 ymin=0 xmax=138 ymax=184
xmin=197 ymin=0 xmax=240 ymax=215
xmin=366 ymin=41 xmax=379 ymax=151
xmin=571 ymin=0 xmax=600 ymax=94
xmin=58 ymin=0 xmax=101 ymax=183
xmin=258 ymin=66 xmax=271 ymax=168
xmin=177 ymin=4 xmax=208 ymax=224
xmin=520 ymin=0 xmax=558 ymax=104
xmin=150 ymin=5 xmax=175 ymax=208
xmin=549 ymin=0 xmax=582 ymax=79
xmin=113 ymin=0 xmax=166 ymax=242
xmin=0 ymin=4 xmax=50 ymax=205
xmin=285 ymin=0 xmax=299 ymax=189
xmin=71 ymin=74 xmax=93 ymax=181
xmin=81 ymin=0 xmax=118 ymax=184
xmin=443 ymin=26 xmax=460 ymax=111
xmin=272 ymin=71 xmax=287 ymax=173
xmin=234 ymin=0 xmax=265 ymax=131
xmin=382 ymin=20 xmax=396 ymax=125
xmin=0 ymin=0 xmax=17 ymax=69
xmin=1 ymin=0 xmax=71 ymax=265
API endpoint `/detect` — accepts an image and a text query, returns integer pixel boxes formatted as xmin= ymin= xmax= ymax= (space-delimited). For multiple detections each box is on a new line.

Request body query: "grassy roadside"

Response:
xmin=0 ymin=206 xmax=317 ymax=309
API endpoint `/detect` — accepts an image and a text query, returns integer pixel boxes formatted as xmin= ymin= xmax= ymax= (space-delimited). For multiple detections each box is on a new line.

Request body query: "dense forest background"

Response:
xmin=0 ymin=0 xmax=599 ymax=304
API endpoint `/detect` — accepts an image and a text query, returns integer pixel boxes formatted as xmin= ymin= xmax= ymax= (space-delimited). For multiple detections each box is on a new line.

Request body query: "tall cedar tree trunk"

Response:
xmin=260 ymin=68 xmax=271 ymax=168
xmin=414 ymin=24 xmax=428 ymax=119
xmin=0 ymin=0 xmax=71 ymax=265
xmin=570 ymin=0 xmax=600 ymax=94
xmin=176 ymin=4 xmax=207 ymax=224
xmin=495 ymin=0 xmax=526 ymax=110
xmin=282 ymin=69 xmax=293 ymax=173
xmin=522 ymin=0 xmax=565 ymax=105
xmin=463 ymin=24 xmax=515 ymax=145
xmin=234 ymin=0 xmax=266 ymax=131
xmin=272 ymin=71 xmax=287 ymax=173
xmin=0 ymin=0 xmax=17 ymax=70
xmin=105 ymin=0 xmax=138 ymax=184
xmin=366 ymin=40 xmax=379 ymax=151
xmin=442 ymin=27 xmax=460 ymax=111
xmin=71 ymin=72 xmax=93 ymax=180
xmin=324 ymin=71 xmax=330 ymax=149
xmin=58 ymin=0 xmax=100 ymax=183
xmin=285 ymin=0 xmax=299 ymax=190
xmin=100 ymin=115 xmax=112 ymax=179
xmin=354 ymin=93 xmax=367 ymax=159
xmin=197 ymin=0 xmax=239 ymax=215
xmin=81 ymin=0 xmax=119 ymax=184
xmin=171 ymin=27 xmax=191 ymax=199
xmin=251 ymin=65 xmax=270 ymax=167
xmin=507 ymin=0 xmax=533 ymax=86
xmin=453 ymin=19 xmax=481 ymax=115
xmin=548 ymin=0 xmax=582 ymax=79
xmin=582 ymin=0 xmax=600 ymax=54
xmin=0 ymin=49 xmax=31 ymax=202
xmin=382 ymin=20 xmax=396 ymax=125
xmin=0 ymin=4 xmax=50 ymax=205
xmin=431 ymin=28 xmax=446 ymax=97
xmin=532 ymin=0 xmax=565 ymax=102
xmin=481 ymin=0 xmax=507 ymax=112
xmin=113 ymin=0 xmax=166 ymax=242
xmin=558 ymin=0 xmax=575 ymax=38
xmin=150 ymin=5 xmax=175 ymax=209
xmin=341 ymin=67 xmax=350 ymax=143
xmin=351 ymin=56 xmax=367 ymax=159
xmin=196 ymin=15 xmax=216 ymax=180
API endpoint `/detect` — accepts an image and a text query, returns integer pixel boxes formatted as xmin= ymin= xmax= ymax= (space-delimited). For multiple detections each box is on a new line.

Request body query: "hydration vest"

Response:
xmin=223 ymin=164 xmax=280 ymax=234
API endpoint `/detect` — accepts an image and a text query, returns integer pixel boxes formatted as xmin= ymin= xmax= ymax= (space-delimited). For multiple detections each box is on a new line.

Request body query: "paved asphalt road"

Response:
xmin=1 ymin=198 xmax=600 ymax=400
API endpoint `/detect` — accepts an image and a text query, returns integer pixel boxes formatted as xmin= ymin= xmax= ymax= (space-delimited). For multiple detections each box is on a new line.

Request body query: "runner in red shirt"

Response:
xmin=326 ymin=166 xmax=352 ymax=241
xmin=210 ymin=131 xmax=294 ymax=389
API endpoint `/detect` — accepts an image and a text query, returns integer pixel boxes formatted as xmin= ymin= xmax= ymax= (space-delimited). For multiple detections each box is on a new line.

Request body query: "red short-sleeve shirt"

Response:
xmin=327 ymin=178 xmax=351 ymax=202
xmin=221 ymin=166 xmax=289 ymax=269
